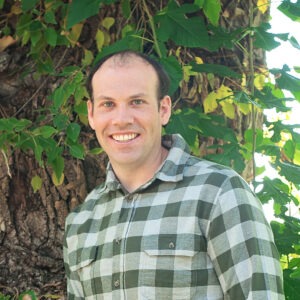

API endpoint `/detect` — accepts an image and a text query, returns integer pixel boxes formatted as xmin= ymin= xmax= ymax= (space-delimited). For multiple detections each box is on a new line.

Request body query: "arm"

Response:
xmin=207 ymin=175 xmax=284 ymax=299
xmin=63 ymin=222 xmax=85 ymax=299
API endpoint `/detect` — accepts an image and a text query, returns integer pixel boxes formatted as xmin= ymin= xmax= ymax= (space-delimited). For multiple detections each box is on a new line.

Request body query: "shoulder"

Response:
xmin=185 ymin=155 xmax=239 ymax=181
xmin=65 ymin=183 xmax=105 ymax=227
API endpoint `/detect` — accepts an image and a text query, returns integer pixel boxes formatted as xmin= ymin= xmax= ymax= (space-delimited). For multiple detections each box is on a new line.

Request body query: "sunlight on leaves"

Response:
xmin=31 ymin=175 xmax=42 ymax=193
xmin=257 ymin=0 xmax=269 ymax=14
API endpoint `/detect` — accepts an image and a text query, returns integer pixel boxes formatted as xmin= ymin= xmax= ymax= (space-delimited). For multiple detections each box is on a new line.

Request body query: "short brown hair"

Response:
xmin=86 ymin=50 xmax=170 ymax=102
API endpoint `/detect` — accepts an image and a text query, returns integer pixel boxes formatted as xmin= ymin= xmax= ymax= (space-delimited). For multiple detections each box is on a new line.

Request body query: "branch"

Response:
xmin=141 ymin=0 xmax=162 ymax=58
xmin=248 ymin=1 xmax=257 ymax=180
xmin=13 ymin=48 xmax=69 ymax=117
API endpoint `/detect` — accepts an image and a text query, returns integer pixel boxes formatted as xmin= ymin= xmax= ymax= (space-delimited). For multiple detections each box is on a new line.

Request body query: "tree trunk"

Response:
xmin=0 ymin=46 xmax=108 ymax=296
xmin=0 ymin=0 xmax=267 ymax=297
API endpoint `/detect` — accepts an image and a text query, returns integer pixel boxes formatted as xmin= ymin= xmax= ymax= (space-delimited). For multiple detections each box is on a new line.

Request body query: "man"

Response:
xmin=64 ymin=50 xmax=284 ymax=299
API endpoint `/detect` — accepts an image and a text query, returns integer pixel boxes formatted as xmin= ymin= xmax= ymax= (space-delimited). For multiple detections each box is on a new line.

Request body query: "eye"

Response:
xmin=132 ymin=99 xmax=144 ymax=105
xmin=103 ymin=101 xmax=114 ymax=108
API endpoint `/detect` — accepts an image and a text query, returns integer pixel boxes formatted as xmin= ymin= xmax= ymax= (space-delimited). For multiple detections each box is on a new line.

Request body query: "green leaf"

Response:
xmin=33 ymin=126 xmax=57 ymax=138
xmin=45 ymin=27 xmax=57 ymax=46
xmin=74 ymin=100 xmax=88 ymax=115
xmin=19 ymin=290 xmax=37 ymax=300
xmin=16 ymin=14 xmax=32 ymax=37
xmin=30 ymin=29 xmax=42 ymax=46
xmin=0 ymin=0 xmax=4 ymax=9
xmin=196 ymin=114 xmax=238 ymax=143
xmin=203 ymin=0 xmax=221 ymax=26
xmin=44 ymin=11 xmax=57 ymax=24
xmin=21 ymin=0 xmax=39 ymax=11
xmin=244 ymin=128 xmax=263 ymax=146
xmin=121 ymin=0 xmax=131 ymax=18
xmin=50 ymin=155 xmax=64 ymax=181
xmin=191 ymin=62 xmax=241 ymax=78
xmin=256 ymin=177 xmax=292 ymax=206
xmin=284 ymin=269 xmax=300 ymax=298
xmin=66 ymin=0 xmax=101 ymax=29
xmin=33 ymin=143 xmax=43 ymax=165
xmin=166 ymin=108 xmax=200 ymax=146
xmin=0 ymin=118 xmax=15 ymax=131
xmin=53 ymin=114 xmax=69 ymax=130
xmin=270 ymin=66 xmax=300 ymax=98
xmin=278 ymin=0 xmax=300 ymax=22
xmin=52 ymin=173 xmax=64 ymax=186
xmin=46 ymin=144 xmax=63 ymax=163
xmin=155 ymin=2 xmax=210 ymax=48
xmin=1 ymin=118 xmax=32 ymax=132
xmin=94 ymin=32 xmax=143 ymax=62
xmin=51 ymin=84 xmax=73 ymax=108
xmin=283 ymin=140 xmax=295 ymax=160
xmin=160 ymin=56 xmax=183 ymax=95
xmin=234 ymin=91 xmax=260 ymax=106
xmin=205 ymin=143 xmax=245 ymax=172
xmin=82 ymin=49 xmax=94 ymax=67
xmin=208 ymin=25 xmax=241 ymax=50
xmin=289 ymin=35 xmax=300 ymax=50
xmin=256 ymin=143 xmax=281 ymax=157
xmin=276 ymin=161 xmax=300 ymax=185
xmin=69 ymin=143 xmax=85 ymax=159
xmin=31 ymin=175 xmax=42 ymax=193
xmin=254 ymin=23 xmax=286 ymax=51
xmin=290 ymin=268 xmax=300 ymax=279
xmin=15 ymin=119 xmax=32 ymax=131
xmin=66 ymin=123 xmax=81 ymax=142
xmin=289 ymin=257 xmax=300 ymax=269
xmin=271 ymin=219 xmax=299 ymax=255
xmin=194 ymin=0 xmax=204 ymax=8
xmin=254 ymin=85 xmax=294 ymax=111
xmin=89 ymin=147 xmax=103 ymax=155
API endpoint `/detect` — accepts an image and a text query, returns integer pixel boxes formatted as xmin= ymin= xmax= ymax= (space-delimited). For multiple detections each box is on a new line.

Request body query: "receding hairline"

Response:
xmin=94 ymin=52 xmax=156 ymax=75
xmin=87 ymin=50 xmax=171 ymax=103
xmin=91 ymin=53 xmax=161 ymax=101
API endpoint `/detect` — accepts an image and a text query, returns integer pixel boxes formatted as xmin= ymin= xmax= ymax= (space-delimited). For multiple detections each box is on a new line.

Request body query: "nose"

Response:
xmin=111 ymin=104 xmax=134 ymax=126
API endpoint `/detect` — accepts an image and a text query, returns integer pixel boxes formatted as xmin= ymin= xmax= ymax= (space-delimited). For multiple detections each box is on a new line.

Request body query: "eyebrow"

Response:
xmin=94 ymin=93 xmax=148 ymax=101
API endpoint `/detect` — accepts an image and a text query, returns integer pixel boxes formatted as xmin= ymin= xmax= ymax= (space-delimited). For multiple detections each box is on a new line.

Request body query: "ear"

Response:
xmin=87 ymin=100 xmax=95 ymax=130
xmin=160 ymin=95 xmax=172 ymax=126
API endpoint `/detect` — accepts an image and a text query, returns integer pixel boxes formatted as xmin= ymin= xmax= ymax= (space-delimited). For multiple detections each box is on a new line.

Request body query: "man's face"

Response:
xmin=87 ymin=56 xmax=171 ymax=171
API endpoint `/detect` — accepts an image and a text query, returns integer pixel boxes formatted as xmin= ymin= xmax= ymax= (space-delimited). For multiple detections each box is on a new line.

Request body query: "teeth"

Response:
xmin=112 ymin=133 xmax=137 ymax=141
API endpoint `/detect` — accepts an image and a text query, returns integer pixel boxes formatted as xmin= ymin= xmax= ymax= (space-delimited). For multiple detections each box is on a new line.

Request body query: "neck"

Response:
xmin=111 ymin=146 xmax=169 ymax=193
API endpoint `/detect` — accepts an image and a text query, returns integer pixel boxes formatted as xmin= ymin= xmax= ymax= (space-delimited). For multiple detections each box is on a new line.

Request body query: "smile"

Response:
xmin=112 ymin=133 xmax=138 ymax=142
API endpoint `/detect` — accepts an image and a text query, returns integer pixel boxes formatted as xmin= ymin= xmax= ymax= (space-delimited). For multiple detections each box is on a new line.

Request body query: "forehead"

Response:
xmin=91 ymin=55 xmax=159 ymax=98
xmin=95 ymin=55 xmax=156 ymax=77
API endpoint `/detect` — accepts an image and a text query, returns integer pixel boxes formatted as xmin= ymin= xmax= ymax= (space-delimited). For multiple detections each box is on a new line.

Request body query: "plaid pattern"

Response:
xmin=64 ymin=134 xmax=284 ymax=299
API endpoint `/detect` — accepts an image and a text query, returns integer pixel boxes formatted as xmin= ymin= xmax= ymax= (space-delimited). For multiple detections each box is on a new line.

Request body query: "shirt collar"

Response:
xmin=104 ymin=134 xmax=191 ymax=191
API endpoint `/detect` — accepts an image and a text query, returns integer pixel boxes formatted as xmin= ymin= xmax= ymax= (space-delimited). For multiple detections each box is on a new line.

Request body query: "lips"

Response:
xmin=111 ymin=133 xmax=138 ymax=142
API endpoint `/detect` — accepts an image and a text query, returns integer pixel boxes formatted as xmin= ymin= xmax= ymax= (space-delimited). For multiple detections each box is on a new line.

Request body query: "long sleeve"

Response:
xmin=207 ymin=175 xmax=284 ymax=299
xmin=63 ymin=219 xmax=85 ymax=299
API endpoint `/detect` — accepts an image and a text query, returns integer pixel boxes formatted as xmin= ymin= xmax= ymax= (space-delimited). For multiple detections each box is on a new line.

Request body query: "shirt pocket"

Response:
xmin=68 ymin=246 xmax=99 ymax=297
xmin=140 ymin=235 xmax=201 ymax=300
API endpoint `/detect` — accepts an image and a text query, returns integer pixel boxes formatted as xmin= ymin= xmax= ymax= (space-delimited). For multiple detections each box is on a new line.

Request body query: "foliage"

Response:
xmin=0 ymin=290 xmax=61 ymax=299
xmin=0 ymin=0 xmax=300 ymax=298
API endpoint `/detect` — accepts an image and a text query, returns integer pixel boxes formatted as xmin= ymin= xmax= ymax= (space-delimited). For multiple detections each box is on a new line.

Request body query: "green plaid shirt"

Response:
xmin=64 ymin=134 xmax=284 ymax=299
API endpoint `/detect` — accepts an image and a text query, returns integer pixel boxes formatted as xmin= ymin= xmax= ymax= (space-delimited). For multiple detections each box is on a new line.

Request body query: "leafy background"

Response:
xmin=0 ymin=0 xmax=299 ymax=298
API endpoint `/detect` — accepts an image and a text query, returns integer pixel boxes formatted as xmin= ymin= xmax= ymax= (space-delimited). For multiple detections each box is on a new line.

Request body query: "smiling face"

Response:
xmin=87 ymin=55 xmax=171 ymax=174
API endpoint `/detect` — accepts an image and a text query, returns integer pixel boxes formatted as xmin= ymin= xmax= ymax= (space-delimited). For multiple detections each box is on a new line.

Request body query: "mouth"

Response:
xmin=111 ymin=133 xmax=139 ymax=142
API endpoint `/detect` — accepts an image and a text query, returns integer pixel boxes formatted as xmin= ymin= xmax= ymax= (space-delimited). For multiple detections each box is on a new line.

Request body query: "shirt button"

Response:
xmin=169 ymin=242 xmax=175 ymax=249
xmin=126 ymin=194 xmax=134 ymax=201
xmin=114 ymin=279 xmax=120 ymax=288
